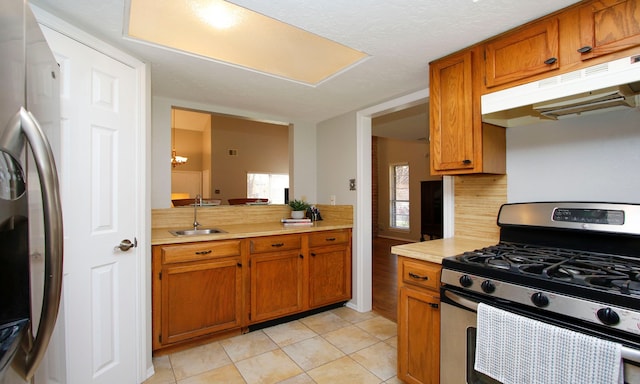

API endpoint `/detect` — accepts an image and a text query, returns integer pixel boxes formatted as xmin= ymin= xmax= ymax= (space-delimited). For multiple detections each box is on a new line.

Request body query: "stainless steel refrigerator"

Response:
xmin=0 ymin=0 xmax=63 ymax=382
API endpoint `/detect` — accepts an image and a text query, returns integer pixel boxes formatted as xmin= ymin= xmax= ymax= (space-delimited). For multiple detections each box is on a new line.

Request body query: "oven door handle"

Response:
xmin=443 ymin=289 xmax=640 ymax=364
xmin=443 ymin=289 xmax=479 ymax=312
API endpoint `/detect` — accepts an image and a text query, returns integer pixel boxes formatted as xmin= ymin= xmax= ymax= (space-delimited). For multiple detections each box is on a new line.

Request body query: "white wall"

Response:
xmin=316 ymin=112 xmax=358 ymax=206
xmin=507 ymin=107 xmax=640 ymax=203
xmin=152 ymin=96 xmax=317 ymax=208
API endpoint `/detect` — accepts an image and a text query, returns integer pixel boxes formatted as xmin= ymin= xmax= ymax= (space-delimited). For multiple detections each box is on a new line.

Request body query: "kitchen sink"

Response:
xmin=169 ymin=228 xmax=226 ymax=236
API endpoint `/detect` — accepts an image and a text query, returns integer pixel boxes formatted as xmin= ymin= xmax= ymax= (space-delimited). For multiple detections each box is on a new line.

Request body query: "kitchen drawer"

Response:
xmin=400 ymin=258 xmax=441 ymax=292
xmin=161 ymin=240 xmax=242 ymax=264
xmin=250 ymin=234 xmax=301 ymax=254
xmin=309 ymin=230 xmax=350 ymax=247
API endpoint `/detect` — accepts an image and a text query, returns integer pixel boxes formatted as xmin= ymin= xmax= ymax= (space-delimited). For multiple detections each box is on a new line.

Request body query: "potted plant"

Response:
xmin=288 ymin=199 xmax=310 ymax=218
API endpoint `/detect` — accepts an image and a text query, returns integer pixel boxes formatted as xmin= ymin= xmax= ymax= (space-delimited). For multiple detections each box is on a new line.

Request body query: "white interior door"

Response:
xmin=41 ymin=27 xmax=141 ymax=384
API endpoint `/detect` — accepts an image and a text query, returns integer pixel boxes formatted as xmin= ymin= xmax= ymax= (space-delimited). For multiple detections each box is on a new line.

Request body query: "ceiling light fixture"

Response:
xmin=171 ymin=109 xmax=188 ymax=168
xmin=191 ymin=0 xmax=241 ymax=29
xmin=127 ymin=0 xmax=369 ymax=85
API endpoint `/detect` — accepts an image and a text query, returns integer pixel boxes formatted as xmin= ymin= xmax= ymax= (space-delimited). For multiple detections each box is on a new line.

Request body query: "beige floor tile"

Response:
xmin=277 ymin=373 xmax=316 ymax=384
xmin=355 ymin=316 xmax=398 ymax=340
xmin=282 ymin=335 xmax=345 ymax=371
xmin=330 ymin=307 xmax=378 ymax=324
xmin=143 ymin=355 xmax=175 ymax=384
xmin=220 ymin=330 xmax=278 ymax=362
xmin=299 ymin=311 xmax=351 ymax=334
xmin=170 ymin=342 xmax=232 ymax=380
xmin=323 ymin=325 xmax=380 ymax=355
xmin=384 ymin=335 xmax=397 ymax=349
xmin=306 ymin=356 xmax=382 ymax=384
xmin=350 ymin=342 xmax=397 ymax=381
xmin=235 ymin=349 xmax=303 ymax=384
xmin=384 ymin=376 xmax=404 ymax=383
xmin=262 ymin=320 xmax=317 ymax=347
xmin=177 ymin=364 xmax=245 ymax=384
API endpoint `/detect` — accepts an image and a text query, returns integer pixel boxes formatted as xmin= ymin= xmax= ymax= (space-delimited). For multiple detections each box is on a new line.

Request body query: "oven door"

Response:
xmin=440 ymin=287 xmax=640 ymax=384
xmin=440 ymin=288 xmax=499 ymax=384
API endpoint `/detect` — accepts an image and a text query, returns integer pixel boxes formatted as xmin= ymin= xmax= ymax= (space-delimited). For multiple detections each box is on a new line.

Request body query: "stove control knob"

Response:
xmin=481 ymin=280 xmax=496 ymax=294
xmin=531 ymin=292 xmax=549 ymax=308
xmin=597 ymin=307 xmax=620 ymax=326
xmin=459 ymin=275 xmax=473 ymax=287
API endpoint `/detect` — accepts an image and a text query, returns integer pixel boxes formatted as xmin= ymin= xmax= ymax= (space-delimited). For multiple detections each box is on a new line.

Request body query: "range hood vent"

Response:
xmin=481 ymin=55 xmax=640 ymax=127
xmin=532 ymin=84 xmax=638 ymax=119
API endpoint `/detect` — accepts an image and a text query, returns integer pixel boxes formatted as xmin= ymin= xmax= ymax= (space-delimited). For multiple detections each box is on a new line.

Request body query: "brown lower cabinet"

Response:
xmin=152 ymin=229 xmax=351 ymax=353
xmin=397 ymin=257 xmax=441 ymax=384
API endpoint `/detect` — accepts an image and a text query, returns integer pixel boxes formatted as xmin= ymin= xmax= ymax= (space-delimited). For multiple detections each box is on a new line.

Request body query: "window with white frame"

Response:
xmin=247 ymin=173 xmax=289 ymax=204
xmin=390 ymin=164 xmax=409 ymax=229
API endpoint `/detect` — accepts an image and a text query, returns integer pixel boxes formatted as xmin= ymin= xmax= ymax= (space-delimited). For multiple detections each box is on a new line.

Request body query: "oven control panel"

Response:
xmin=553 ymin=208 xmax=625 ymax=225
xmin=441 ymin=269 xmax=640 ymax=337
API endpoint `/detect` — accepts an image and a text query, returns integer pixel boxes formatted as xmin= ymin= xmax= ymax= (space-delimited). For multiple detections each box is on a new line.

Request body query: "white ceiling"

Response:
xmin=29 ymin=0 xmax=581 ymax=124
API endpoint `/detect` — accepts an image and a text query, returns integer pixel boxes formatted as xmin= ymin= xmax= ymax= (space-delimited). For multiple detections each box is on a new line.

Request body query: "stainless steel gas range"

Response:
xmin=440 ymin=202 xmax=640 ymax=384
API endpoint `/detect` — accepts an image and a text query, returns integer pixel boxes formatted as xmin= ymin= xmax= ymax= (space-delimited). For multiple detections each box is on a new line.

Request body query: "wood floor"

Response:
xmin=372 ymin=237 xmax=411 ymax=322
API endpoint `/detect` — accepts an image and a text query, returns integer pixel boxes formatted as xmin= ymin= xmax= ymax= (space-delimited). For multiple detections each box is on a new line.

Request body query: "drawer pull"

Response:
xmin=544 ymin=57 xmax=557 ymax=65
xmin=195 ymin=250 xmax=212 ymax=255
xmin=409 ymin=272 xmax=429 ymax=281
xmin=325 ymin=237 xmax=336 ymax=242
xmin=577 ymin=45 xmax=592 ymax=54
xmin=311 ymin=252 xmax=316 ymax=257
xmin=271 ymin=243 xmax=285 ymax=247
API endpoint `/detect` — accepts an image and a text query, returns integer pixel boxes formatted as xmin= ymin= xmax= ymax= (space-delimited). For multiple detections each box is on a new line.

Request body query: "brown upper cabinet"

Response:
xmin=577 ymin=0 xmax=640 ymax=61
xmin=484 ymin=17 xmax=560 ymax=88
xmin=429 ymin=0 xmax=640 ymax=175
xmin=429 ymin=48 xmax=506 ymax=175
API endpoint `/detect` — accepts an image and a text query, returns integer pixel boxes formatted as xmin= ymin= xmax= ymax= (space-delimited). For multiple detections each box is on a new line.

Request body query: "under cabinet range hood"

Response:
xmin=482 ymin=55 xmax=640 ymax=127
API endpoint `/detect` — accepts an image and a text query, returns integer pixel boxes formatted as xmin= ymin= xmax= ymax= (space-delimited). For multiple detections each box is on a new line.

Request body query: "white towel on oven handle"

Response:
xmin=474 ymin=303 xmax=623 ymax=384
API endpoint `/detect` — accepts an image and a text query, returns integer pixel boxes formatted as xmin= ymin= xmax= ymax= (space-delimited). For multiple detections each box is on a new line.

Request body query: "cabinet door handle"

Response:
xmin=544 ymin=57 xmax=557 ymax=65
xmin=409 ymin=272 xmax=429 ymax=280
xmin=311 ymin=252 xmax=317 ymax=257
xmin=299 ymin=254 xmax=304 ymax=259
xmin=577 ymin=46 xmax=592 ymax=54
xmin=237 ymin=262 xmax=242 ymax=267
xmin=462 ymin=159 xmax=472 ymax=165
xmin=271 ymin=243 xmax=284 ymax=247
xmin=429 ymin=303 xmax=439 ymax=309
xmin=195 ymin=250 xmax=212 ymax=255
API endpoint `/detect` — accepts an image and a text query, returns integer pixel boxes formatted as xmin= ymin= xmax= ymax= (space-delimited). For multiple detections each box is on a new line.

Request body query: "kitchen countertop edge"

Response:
xmin=391 ymin=237 xmax=496 ymax=264
xmin=152 ymin=220 xmax=353 ymax=245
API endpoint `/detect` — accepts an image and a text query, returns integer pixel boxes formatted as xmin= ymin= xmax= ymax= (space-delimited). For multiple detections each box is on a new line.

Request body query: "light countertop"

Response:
xmin=391 ymin=237 xmax=497 ymax=264
xmin=152 ymin=220 xmax=353 ymax=245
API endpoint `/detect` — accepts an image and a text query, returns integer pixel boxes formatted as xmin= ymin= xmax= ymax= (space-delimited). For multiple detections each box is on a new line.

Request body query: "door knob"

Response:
xmin=115 ymin=238 xmax=137 ymax=252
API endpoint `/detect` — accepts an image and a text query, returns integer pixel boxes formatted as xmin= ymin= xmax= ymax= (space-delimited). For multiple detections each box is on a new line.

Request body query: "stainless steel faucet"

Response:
xmin=193 ymin=194 xmax=202 ymax=229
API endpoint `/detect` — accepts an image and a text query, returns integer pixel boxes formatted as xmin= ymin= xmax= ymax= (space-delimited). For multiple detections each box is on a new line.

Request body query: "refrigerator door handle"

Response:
xmin=1 ymin=108 xmax=64 ymax=380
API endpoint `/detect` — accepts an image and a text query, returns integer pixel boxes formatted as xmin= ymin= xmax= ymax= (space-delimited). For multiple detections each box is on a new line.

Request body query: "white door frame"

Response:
xmin=353 ymin=88 xmax=454 ymax=312
xmin=31 ymin=5 xmax=151 ymax=382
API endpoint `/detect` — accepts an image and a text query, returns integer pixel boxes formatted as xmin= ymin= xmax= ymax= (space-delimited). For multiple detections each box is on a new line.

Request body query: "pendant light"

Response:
xmin=171 ymin=108 xmax=188 ymax=167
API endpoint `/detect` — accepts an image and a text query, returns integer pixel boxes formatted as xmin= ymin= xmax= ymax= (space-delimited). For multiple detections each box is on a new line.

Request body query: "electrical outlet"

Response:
xmin=330 ymin=195 xmax=336 ymax=205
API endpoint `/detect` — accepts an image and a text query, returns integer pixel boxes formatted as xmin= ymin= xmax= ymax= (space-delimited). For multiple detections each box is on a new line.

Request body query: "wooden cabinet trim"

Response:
xmin=250 ymin=234 xmax=302 ymax=254
xmin=308 ymin=229 xmax=350 ymax=247
xmin=578 ymin=0 xmax=640 ymax=60
xmin=484 ymin=17 xmax=560 ymax=88
xmin=397 ymin=285 xmax=441 ymax=384
xmin=160 ymin=240 xmax=242 ymax=264
xmin=400 ymin=259 xmax=441 ymax=292
xmin=160 ymin=256 xmax=242 ymax=346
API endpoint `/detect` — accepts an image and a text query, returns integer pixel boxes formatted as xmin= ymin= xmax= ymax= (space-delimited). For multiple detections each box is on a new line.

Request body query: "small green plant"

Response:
xmin=288 ymin=199 xmax=310 ymax=211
